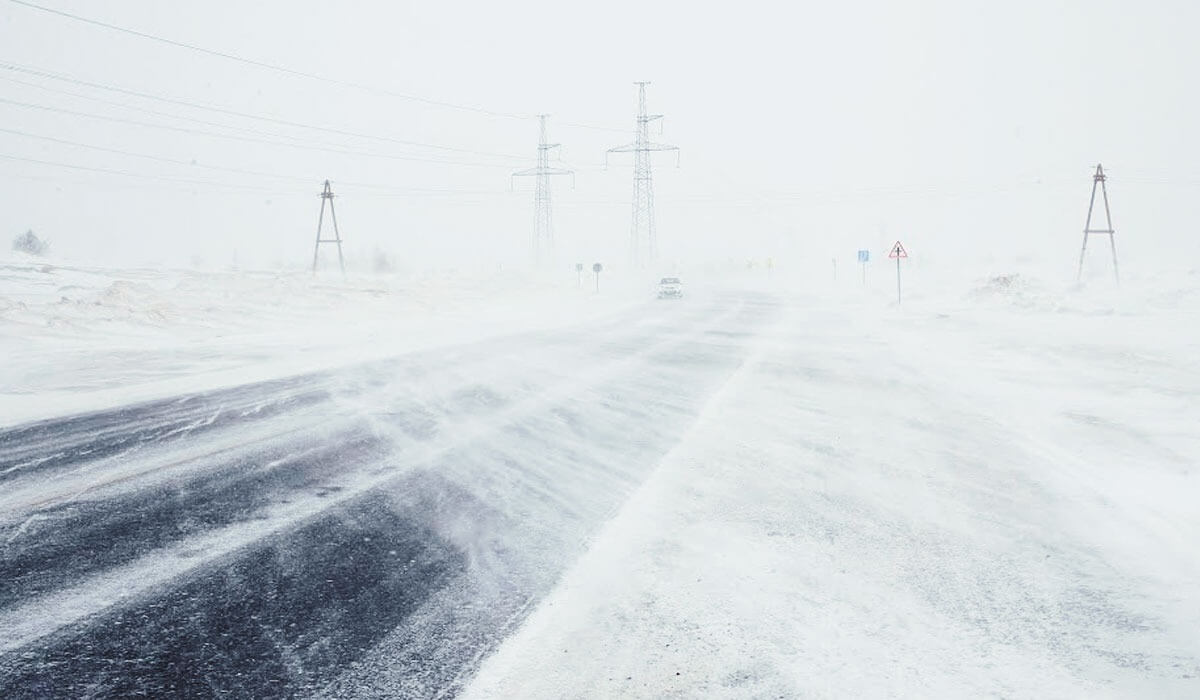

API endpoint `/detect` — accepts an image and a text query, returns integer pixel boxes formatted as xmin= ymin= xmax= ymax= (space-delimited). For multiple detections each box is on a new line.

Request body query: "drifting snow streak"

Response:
xmin=0 ymin=291 xmax=776 ymax=698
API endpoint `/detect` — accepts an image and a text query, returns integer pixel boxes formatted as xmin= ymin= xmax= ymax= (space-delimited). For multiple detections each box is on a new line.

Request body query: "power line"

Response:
xmin=0 ymin=125 xmax=518 ymax=195
xmin=0 ymin=73 xmax=377 ymax=154
xmin=7 ymin=0 xmax=531 ymax=120
xmin=0 ymin=96 xmax=526 ymax=169
xmin=0 ymin=126 xmax=304 ymax=182
xmin=0 ymin=72 xmax=521 ymax=165
xmin=0 ymin=167 xmax=514 ymax=202
xmin=0 ymin=152 xmax=282 ymax=192
xmin=5 ymin=1 xmax=628 ymax=134
xmin=0 ymin=151 xmax=517 ymax=201
xmin=1 ymin=147 xmax=1106 ymax=208
xmin=556 ymin=120 xmax=628 ymax=135
xmin=0 ymin=61 xmax=528 ymax=161
xmin=0 ymin=167 xmax=303 ymax=198
xmin=0 ymin=126 xmax=325 ymax=187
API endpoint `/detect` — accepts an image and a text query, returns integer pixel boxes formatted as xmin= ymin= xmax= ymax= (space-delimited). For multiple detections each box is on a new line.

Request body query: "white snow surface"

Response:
xmin=0 ymin=255 xmax=641 ymax=426
xmin=464 ymin=269 xmax=1200 ymax=698
xmin=3 ymin=253 xmax=1199 ymax=697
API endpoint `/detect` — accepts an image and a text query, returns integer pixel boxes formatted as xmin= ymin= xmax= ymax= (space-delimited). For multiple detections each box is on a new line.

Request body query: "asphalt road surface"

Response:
xmin=0 ymin=291 xmax=778 ymax=699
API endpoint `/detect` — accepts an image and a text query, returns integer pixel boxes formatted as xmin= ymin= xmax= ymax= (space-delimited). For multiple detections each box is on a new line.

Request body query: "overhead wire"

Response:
xmin=1 ymin=143 xmax=1106 ymax=209
xmin=0 ymin=73 xmax=540 ymax=170
xmin=0 ymin=97 xmax=1114 ymax=210
xmin=0 ymin=96 xmax=528 ymax=169
xmin=0 ymin=152 xmax=284 ymax=193
xmin=0 ymin=0 xmax=644 ymax=210
xmin=1 ymin=125 xmax=346 ymax=188
xmin=1 ymin=118 xmax=1095 ymax=209
xmin=11 ymin=5 xmax=1123 ymax=213
xmin=0 ymin=165 xmax=308 ymax=198
xmin=0 ymin=73 xmax=532 ymax=195
xmin=6 ymin=0 xmax=626 ymax=133
xmin=0 ymin=150 xmax=519 ymax=199
xmin=7 ymin=0 xmax=530 ymax=120
xmin=0 ymin=73 xmax=386 ymax=154
xmin=0 ymin=61 xmax=529 ymax=161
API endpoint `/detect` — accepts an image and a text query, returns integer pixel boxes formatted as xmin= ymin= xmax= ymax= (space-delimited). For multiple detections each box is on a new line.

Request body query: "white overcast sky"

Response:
xmin=0 ymin=0 xmax=1196 ymax=273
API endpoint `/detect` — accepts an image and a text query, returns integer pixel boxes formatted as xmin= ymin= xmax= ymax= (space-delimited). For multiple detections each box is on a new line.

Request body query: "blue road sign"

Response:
xmin=857 ymin=249 xmax=870 ymax=263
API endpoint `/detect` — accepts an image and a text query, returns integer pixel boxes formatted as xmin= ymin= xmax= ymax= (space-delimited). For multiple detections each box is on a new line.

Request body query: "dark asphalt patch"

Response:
xmin=0 ymin=378 xmax=333 ymax=482
xmin=0 ymin=492 xmax=464 ymax=700
xmin=0 ymin=430 xmax=389 ymax=610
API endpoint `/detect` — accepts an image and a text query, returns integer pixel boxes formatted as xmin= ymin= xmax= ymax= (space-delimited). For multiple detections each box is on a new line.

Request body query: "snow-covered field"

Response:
xmin=465 ymin=270 xmax=1200 ymax=698
xmin=0 ymin=255 xmax=642 ymax=426
xmin=2 ymin=252 xmax=1197 ymax=697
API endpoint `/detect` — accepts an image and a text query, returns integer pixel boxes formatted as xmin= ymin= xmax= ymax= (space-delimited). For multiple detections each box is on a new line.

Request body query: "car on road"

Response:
xmin=657 ymin=277 xmax=683 ymax=299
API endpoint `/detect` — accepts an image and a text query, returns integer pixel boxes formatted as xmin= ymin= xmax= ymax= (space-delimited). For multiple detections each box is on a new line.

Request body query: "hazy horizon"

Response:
xmin=2 ymin=0 xmax=1197 ymax=275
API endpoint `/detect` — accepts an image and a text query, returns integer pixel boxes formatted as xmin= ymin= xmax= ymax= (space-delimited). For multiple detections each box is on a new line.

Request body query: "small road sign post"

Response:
xmin=592 ymin=262 xmax=603 ymax=293
xmin=857 ymin=249 xmax=870 ymax=285
xmin=575 ymin=262 xmax=584 ymax=288
xmin=888 ymin=241 xmax=908 ymax=303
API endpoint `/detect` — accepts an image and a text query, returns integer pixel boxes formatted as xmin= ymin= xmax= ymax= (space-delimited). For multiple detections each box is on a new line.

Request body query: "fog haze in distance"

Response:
xmin=1 ymin=0 xmax=1195 ymax=274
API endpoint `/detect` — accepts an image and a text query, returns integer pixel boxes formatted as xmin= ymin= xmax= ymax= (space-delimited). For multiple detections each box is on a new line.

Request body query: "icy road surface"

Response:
xmin=0 ymin=289 xmax=774 ymax=698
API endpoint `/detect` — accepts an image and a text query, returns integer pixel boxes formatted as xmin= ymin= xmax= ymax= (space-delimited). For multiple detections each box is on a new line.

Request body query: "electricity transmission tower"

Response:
xmin=312 ymin=179 xmax=345 ymax=275
xmin=512 ymin=115 xmax=573 ymax=266
xmin=1076 ymin=163 xmax=1119 ymax=283
xmin=607 ymin=82 xmax=679 ymax=268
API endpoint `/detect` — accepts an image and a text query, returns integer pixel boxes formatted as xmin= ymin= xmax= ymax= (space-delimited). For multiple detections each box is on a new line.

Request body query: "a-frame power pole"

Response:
xmin=312 ymin=179 xmax=345 ymax=276
xmin=1077 ymin=164 xmax=1119 ymax=284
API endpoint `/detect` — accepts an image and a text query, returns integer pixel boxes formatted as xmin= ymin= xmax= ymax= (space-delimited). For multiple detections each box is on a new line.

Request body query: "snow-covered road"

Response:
xmin=0 ymin=287 xmax=776 ymax=698
xmin=466 ymin=279 xmax=1200 ymax=699
xmin=1 ymin=267 xmax=1197 ymax=699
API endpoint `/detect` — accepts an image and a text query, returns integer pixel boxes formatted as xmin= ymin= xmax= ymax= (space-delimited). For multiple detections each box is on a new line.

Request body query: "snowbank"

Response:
xmin=0 ymin=259 xmax=648 ymax=426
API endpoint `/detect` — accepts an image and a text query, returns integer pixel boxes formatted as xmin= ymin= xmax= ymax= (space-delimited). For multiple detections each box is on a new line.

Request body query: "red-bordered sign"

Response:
xmin=888 ymin=241 xmax=908 ymax=259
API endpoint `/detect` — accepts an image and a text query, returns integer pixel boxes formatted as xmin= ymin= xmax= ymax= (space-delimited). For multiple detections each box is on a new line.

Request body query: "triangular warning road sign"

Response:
xmin=888 ymin=241 xmax=908 ymax=259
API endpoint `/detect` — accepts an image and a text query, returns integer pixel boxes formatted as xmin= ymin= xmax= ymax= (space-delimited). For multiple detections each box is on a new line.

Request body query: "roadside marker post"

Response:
xmin=857 ymin=249 xmax=870 ymax=286
xmin=592 ymin=262 xmax=603 ymax=293
xmin=888 ymin=241 xmax=908 ymax=303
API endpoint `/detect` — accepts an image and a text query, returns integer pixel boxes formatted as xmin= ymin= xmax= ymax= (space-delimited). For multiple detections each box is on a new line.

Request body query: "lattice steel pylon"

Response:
xmin=607 ymin=82 xmax=679 ymax=268
xmin=512 ymin=115 xmax=573 ymax=267
xmin=311 ymin=179 xmax=345 ymax=276
xmin=1077 ymin=163 xmax=1119 ymax=283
